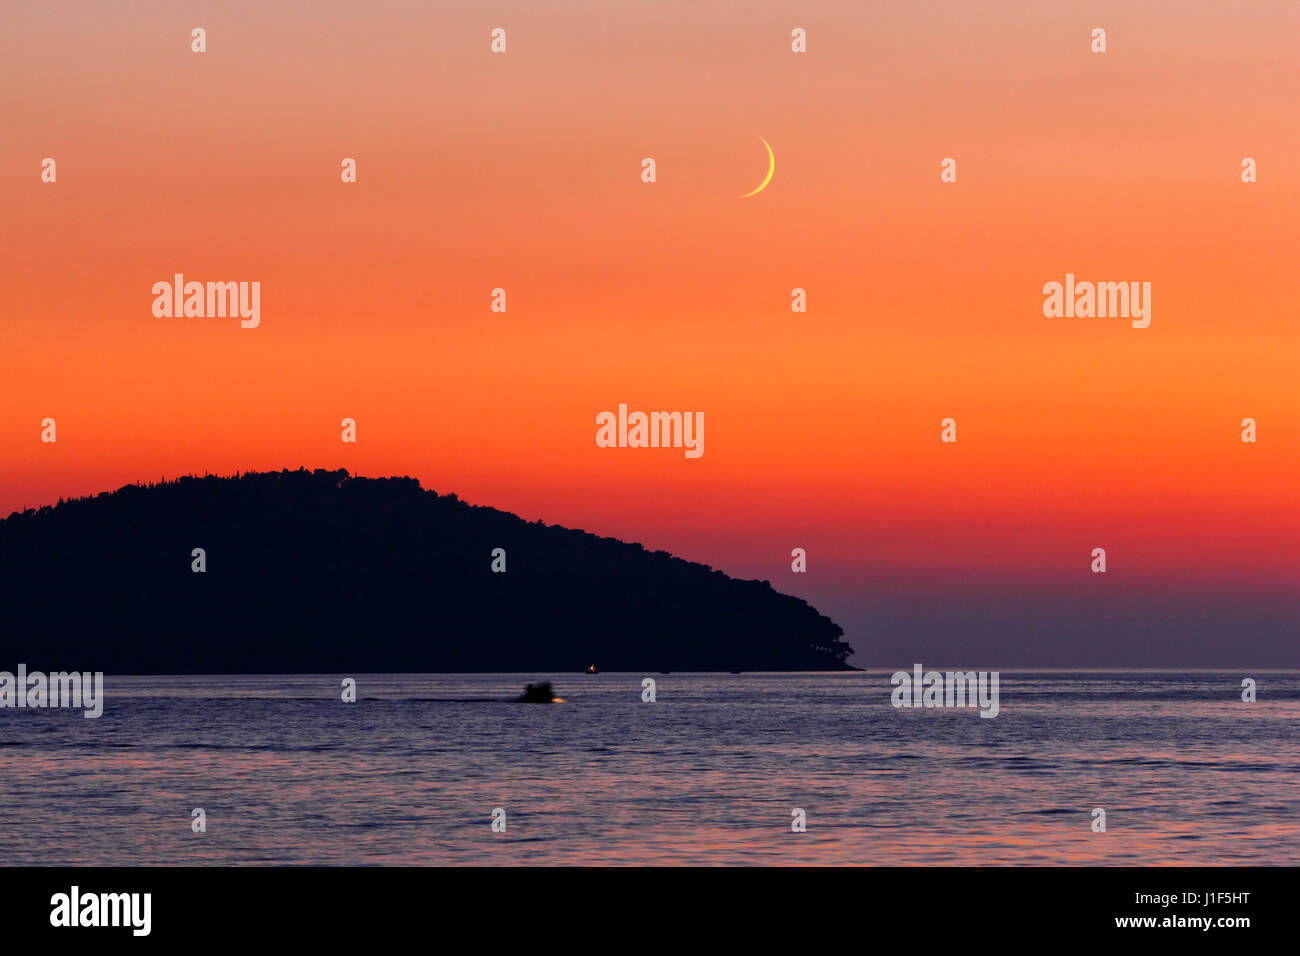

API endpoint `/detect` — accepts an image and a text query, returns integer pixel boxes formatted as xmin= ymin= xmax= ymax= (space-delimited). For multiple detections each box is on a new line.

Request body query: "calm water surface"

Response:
xmin=1 ymin=671 xmax=1296 ymax=865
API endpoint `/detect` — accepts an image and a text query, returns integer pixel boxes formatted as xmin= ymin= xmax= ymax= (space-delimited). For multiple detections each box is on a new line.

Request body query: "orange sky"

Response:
xmin=2 ymin=1 xmax=1296 ymax=663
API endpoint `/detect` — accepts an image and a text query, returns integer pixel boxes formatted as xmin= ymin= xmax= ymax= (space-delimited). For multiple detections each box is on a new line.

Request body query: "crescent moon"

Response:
xmin=739 ymin=137 xmax=775 ymax=198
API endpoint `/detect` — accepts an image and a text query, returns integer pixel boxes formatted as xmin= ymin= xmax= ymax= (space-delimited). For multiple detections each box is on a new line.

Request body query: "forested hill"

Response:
xmin=0 ymin=469 xmax=854 ymax=673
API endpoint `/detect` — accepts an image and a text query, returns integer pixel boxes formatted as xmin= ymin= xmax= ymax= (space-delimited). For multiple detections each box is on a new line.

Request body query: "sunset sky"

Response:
xmin=2 ymin=1 xmax=1296 ymax=665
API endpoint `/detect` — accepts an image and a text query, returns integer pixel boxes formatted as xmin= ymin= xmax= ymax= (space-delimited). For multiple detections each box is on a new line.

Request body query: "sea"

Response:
xmin=1 ymin=671 xmax=1296 ymax=865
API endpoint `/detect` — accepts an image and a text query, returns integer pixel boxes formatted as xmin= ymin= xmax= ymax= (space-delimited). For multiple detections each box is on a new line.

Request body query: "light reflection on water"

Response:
xmin=1 ymin=671 xmax=1296 ymax=865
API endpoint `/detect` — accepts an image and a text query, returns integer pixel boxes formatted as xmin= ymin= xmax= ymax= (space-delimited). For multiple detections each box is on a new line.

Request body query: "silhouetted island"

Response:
xmin=0 ymin=469 xmax=854 ymax=674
